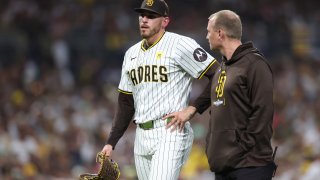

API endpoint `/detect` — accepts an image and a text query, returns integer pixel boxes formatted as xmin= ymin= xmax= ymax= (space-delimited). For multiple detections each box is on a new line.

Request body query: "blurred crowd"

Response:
xmin=0 ymin=0 xmax=320 ymax=179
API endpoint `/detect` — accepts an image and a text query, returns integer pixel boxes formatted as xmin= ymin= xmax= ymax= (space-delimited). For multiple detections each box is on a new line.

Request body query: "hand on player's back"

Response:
xmin=162 ymin=106 xmax=197 ymax=132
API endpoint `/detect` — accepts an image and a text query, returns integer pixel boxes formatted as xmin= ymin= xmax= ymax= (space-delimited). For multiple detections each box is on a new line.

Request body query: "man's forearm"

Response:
xmin=190 ymin=79 xmax=212 ymax=114
xmin=185 ymin=106 xmax=197 ymax=119
xmin=107 ymin=92 xmax=135 ymax=148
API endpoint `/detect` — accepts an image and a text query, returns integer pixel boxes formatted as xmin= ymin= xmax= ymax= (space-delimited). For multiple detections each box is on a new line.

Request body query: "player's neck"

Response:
xmin=145 ymin=30 xmax=165 ymax=48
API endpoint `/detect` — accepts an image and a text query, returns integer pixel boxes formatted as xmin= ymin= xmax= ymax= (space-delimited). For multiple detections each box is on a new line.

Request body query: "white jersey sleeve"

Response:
xmin=175 ymin=37 xmax=216 ymax=79
xmin=118 ymin=52 xmax=133 ymax=94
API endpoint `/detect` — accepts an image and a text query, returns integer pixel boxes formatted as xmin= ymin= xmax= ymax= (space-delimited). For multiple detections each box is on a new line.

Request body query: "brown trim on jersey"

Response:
xmin=141 ymin=31 xmax=166 ymax=51
xmin=107 ymin=92 xmax=135 ymax=149
xmin=118 ymin=89 xmax=133 ymax=95
xmin=197 ymin=59 xmax=218 ymax=80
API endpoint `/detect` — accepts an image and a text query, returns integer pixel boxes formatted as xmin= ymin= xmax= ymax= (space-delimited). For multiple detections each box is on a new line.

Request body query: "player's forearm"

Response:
xmin=191 ymin=64 xmax=217 ymax=113
xmin=107 ymin=93 xmax=135 ymax=149
xmin=190 ymin=79 xmax=212 ymax=114
xmin=185 ymin=106 xmax=197 ymax=120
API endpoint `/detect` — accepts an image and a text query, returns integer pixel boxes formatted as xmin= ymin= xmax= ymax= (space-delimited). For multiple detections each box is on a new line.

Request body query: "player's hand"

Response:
xmin=162 ymin=106 xmax=197 ymax=132
xmin=101 ymin=144 xmax=113 ymax=157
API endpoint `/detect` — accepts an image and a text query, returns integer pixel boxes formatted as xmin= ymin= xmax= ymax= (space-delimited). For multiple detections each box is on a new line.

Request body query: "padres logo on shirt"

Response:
xmin=214 ymin=64 xmax=227 ymax=106
xmin=146 ymin=0 xmax=154 ymax=6
xmin=215 ymin=69 xmax=226 ymax=98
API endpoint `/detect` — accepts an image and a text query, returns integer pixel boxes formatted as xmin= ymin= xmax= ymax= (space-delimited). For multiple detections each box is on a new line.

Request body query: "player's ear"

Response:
xmin=162 ymin=17 xmax=170 ymax=28
xmin=218 ymin=29 xmax=224 ymax=40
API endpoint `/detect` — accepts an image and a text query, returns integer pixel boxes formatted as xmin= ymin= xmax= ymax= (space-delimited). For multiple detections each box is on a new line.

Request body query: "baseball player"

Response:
xmin=101 ymin=0 xmax=219 ymax=179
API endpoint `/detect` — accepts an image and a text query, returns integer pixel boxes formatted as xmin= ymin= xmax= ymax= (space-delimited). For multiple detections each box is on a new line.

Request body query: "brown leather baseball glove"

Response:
xmin=79 ymin=152 xmax=120 ymax=180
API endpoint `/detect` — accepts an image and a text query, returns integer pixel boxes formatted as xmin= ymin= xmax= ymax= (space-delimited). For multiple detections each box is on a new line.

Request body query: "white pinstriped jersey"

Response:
xmin=118 ymin=32 xmax=216 ymax=123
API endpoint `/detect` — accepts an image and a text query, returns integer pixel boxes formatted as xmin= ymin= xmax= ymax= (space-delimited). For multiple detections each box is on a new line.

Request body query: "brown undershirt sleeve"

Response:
xmin=106 ymin=92 xmax=135 ymax=149
xmin=190 ymin=78 xmax=212 ymax=114
xmin=190 ymin=63 xmax=218 ymax=114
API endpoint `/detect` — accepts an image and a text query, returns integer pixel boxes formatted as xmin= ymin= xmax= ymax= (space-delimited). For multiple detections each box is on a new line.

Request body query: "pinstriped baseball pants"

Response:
xmin=134 ymin=120 xmax=194 ymax=180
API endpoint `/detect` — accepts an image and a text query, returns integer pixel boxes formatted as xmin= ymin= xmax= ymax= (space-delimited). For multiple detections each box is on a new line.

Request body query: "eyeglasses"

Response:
xmin=139 ymin=13 xmax=162 ymax=19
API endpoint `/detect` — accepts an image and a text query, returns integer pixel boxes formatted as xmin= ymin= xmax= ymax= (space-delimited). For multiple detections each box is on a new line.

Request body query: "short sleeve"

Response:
xmin=118 ymin=54 xmax=133 ymax=94
xmin=175 ymin=37 xmax=216 ymax=79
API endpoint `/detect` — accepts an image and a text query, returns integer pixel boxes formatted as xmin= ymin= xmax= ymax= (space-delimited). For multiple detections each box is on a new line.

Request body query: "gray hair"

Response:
xmin=208 ymin=10 xmax=242 ymax=40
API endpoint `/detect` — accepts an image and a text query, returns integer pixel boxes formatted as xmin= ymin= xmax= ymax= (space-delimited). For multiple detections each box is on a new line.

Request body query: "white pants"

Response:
xmin=134 ymin=120 xmax=194 ymax=180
